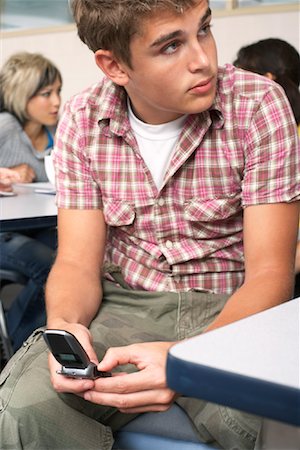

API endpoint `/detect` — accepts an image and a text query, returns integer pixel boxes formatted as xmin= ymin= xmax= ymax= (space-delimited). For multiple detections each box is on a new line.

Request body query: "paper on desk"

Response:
xmin=15 ymin=182 xmax=56 ymax=194
xmin=0 ymin=190 xmax=17 ymax=197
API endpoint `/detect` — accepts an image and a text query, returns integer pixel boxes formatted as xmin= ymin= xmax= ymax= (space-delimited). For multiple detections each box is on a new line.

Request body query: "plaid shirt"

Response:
xmin=53 ymin=64 xmax=300 ymax=294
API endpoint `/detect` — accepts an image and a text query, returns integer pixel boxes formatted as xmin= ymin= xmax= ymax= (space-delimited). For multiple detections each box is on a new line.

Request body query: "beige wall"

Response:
xmin=1 ymin=25 xmax=101 ymax=107
xmin=1 ymin=9 xmax=299 ymax=108
xmin=214 ymin=10 xmax=299 ymax=67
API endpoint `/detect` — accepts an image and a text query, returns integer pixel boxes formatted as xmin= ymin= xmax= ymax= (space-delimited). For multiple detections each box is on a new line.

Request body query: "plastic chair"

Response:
xmin=113 ymin=404 xmax=214 ymax=449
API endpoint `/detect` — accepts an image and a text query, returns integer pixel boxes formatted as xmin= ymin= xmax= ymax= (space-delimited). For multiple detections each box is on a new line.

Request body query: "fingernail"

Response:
xmin=84 ymin=392 xmax=91 ymax=401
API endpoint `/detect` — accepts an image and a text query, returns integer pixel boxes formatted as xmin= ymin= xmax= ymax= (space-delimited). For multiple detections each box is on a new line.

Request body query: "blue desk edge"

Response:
xmin=167 ymin=353 xmax=300 ymax=427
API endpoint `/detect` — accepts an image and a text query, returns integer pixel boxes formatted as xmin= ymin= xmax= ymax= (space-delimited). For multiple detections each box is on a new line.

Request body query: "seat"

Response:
xmin=0 ymin=269 xmax=28 ymax=366
xmin=113 ymin=404 xmax=214 ymax=449
xmin=113 ymin=432 xmax=211 ymax=449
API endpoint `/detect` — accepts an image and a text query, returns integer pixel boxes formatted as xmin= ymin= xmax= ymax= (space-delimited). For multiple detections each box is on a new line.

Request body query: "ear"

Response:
xmin=264 ymin=72 xmax=275 ymax=81
xmin=95 ymin=50 xmax=129 ymax=86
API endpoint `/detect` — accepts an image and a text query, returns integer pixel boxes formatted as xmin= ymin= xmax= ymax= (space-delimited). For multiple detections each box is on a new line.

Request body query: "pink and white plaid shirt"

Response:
xmin=53 ymin=64 xmax=300 ymax=294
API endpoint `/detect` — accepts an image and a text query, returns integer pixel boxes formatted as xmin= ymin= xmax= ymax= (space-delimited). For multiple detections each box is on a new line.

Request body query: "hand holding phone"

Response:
xmin=43 ymin=329 xmax=111 ymax=379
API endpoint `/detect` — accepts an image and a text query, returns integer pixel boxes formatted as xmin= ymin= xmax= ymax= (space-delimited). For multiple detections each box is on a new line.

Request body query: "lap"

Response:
xmin=0 ymin=281 xmax=260 ymax=449
xmin=0 ymin=329 xmax=115 ymax=449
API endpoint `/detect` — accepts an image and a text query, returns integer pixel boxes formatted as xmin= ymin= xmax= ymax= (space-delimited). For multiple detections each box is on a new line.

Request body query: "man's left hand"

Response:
xmin=83 ymin=341 xmax=178 ymax=413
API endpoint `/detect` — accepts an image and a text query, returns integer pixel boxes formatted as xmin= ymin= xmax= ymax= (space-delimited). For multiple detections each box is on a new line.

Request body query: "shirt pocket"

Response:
xmin=183 ymin=195 xmax=242 ymax=239
xmin=103 ymin=199 xmax=135 ymax=226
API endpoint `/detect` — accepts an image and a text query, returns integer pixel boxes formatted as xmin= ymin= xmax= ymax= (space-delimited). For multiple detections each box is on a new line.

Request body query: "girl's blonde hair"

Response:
xmin=0 ymin=52 xmax=62 ymax=124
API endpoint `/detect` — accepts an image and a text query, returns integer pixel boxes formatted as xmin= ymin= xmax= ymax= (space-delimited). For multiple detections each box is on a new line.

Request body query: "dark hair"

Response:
xmin=233 ymin=38 xmax=300 ymax=125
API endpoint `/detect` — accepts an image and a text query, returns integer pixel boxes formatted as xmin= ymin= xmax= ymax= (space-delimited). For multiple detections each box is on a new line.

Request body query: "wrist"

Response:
xmin=46 ymin=317 xmax=76 ymax=330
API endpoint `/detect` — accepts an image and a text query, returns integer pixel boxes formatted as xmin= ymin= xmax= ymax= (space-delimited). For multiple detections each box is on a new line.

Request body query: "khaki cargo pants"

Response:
xmin=0 ymin=279 xmax=261 ymax=449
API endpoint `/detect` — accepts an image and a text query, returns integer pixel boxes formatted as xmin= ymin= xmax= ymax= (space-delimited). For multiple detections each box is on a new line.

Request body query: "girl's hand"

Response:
xmin=0 ymin=167 xmax=20 ymax=191
xmin=11 ymin=163 xmax=36 ymax=183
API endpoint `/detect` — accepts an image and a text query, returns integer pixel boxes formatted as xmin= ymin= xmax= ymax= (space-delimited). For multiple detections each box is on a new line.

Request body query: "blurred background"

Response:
xmin=0 ymin=0 xmax=299 ymax=115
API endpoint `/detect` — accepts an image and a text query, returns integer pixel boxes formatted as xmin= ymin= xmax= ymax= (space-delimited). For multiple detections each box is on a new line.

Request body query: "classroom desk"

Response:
xmin=167 ymin=298 xmax=300 ymax=449
xmin=0 ymin=183 xmax=57 ymax=232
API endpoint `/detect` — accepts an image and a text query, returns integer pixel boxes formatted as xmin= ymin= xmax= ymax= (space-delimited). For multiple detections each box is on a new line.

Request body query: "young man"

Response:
xmin=0 ymin=1 xmax=299 ymax=449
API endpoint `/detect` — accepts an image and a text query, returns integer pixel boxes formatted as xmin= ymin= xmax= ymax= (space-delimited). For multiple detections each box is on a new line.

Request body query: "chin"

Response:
xmin=45 ymin=118 xmax=58 ymax=126
xmin=188 ymin=95 xmax=215 ymax=115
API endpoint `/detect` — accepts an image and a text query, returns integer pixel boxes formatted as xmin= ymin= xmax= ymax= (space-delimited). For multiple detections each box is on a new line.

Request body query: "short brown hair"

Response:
xmin=70 ymin=0 xmax=197 ymax=67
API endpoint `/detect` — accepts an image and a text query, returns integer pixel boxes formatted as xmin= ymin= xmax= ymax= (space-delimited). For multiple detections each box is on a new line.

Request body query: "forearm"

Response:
xmin=205 ymin=267 xmax=294 ymax=332
xmin=45 ymin=259 xmax=102 ymax=328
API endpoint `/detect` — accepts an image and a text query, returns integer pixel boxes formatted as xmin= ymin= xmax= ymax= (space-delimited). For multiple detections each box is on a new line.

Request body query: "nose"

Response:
xmin=51 ymin=91 xmax=61 ymax=107
xmin=187 ymin=41 xmax=209 ymax=72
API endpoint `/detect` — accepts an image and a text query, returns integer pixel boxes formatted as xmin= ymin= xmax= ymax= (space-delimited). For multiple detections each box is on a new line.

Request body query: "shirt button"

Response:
xmin=158 ymin=198 xmax=165 ymax=206
xmin=165 ymin=240 xmax=173 ymax=249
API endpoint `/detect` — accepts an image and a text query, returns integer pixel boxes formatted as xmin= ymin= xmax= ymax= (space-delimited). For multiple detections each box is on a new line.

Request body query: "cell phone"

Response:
xmin=43 ymin=329 xmax=111 ymax=379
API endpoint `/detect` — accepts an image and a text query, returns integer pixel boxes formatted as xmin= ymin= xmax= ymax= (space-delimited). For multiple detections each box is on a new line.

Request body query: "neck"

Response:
xmin=23 ymin=121 xmax=47 ymax=151
xmin=23 ymin=121 xmax=44 ymax=140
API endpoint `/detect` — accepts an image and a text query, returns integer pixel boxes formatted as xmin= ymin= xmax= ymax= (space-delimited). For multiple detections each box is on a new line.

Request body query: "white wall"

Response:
xmin=1 ymin=9 xmax=299 ymax=107
xmin=214 ymin=10 xmax=299 ymax=66
xmin=1 ymin=26 xmax=101 ymax=107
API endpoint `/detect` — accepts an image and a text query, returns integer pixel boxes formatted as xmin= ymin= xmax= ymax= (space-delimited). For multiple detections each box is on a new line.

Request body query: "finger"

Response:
xmin=0 ymin=184 xmax=12 ymax=192
xmin=48 ymin=352 xmax=94 ymax=394
xmin=73 ymin=330 xmax=99 ymax=363
xmin=119 ymin=404 xmax=172 ymax=414
xmin=83 ymin=387 xmax=175 ymax=410
xmin=0 ymin=178 xmax=13 ymax=186
xmin=51 ymin=372 xmax=95 ymax=394
xmin=94 ymin=367 xmax=166 ymax=394
xmin=98 ymin=343 xmax=163 ymax=373
xmin=97 ymin=345 xmax=137 ymax=372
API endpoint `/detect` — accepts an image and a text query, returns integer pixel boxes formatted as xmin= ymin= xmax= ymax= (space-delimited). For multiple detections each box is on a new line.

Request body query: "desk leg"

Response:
xmin=259 ymin=419 xmax=300 ymax=449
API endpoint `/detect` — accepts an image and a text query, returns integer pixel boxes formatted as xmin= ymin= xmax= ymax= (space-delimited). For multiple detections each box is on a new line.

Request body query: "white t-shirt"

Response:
xmin=128 ymin=102 xmax=187 ymax=190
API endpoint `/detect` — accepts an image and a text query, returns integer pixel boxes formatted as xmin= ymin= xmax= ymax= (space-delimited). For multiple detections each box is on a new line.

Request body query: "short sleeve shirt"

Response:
xmin=53 ymin=64 xmax=300 ymax=294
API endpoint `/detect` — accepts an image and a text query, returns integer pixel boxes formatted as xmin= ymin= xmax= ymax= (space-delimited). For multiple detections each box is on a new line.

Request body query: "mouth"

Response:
xmin=189 ymin=76 xmax=215 ymax=94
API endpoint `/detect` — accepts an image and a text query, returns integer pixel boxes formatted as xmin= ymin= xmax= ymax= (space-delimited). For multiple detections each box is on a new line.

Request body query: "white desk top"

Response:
xmin=0 ymin=183 xmax=57 ymax=231
xmin=167 ymin=298 xmax=300 ymax=425
xmin=170 ymin=298 xmax=299 ymax=389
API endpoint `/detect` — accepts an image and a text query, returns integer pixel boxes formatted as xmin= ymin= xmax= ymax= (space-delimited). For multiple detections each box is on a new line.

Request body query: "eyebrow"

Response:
xmin=150 ymin=7 xmax=212 ymax=48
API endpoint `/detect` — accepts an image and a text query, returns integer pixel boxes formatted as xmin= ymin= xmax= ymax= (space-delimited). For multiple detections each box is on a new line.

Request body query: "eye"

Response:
xmin=162 ymin=40 xmax=181 ymax=55
xmin=198 ymin=23 xmax=212 ymax=38
xmin=40 ymin=91 xmax=51 ymax=97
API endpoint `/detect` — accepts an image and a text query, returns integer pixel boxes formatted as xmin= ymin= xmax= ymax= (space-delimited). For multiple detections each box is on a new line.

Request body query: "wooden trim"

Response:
xmin=0 ymin=3 xmax=298 ymax=39
xmin=214 ymin=2 xmax=299 ymax=17
xmin=0 ymin=23 xmax=76 ymax=39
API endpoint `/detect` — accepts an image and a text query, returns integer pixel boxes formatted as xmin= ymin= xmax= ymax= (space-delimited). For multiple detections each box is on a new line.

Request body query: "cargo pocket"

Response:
xmin=0 ymin=328 xmax=45 ymax=410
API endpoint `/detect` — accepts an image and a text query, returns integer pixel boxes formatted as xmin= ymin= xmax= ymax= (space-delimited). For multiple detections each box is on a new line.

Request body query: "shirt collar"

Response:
xmin=96 ymin=70 xmax=225 ymax=134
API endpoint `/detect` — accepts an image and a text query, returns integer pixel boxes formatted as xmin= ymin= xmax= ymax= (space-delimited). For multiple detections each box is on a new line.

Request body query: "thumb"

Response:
xmin=97 ymin=345 xmax=137 ymax=371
